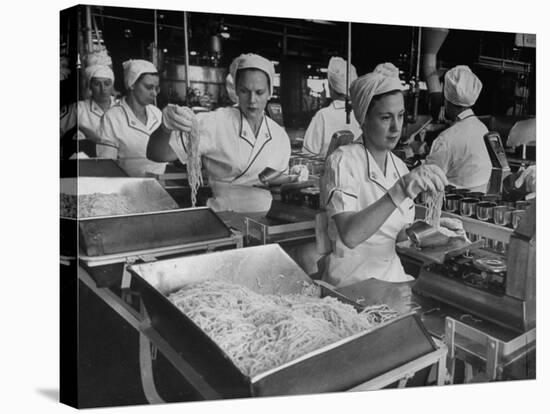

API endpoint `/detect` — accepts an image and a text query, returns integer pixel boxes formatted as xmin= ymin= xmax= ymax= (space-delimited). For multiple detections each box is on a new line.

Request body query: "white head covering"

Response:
xmin=350 ymin=69 xmax=403 ymax=126
xmin=230 ymin=53 xmax=275 ymax=96
xmin=327 ymin=57 xmax=358 ymax=95
xmin=225 ymin=74 xmax=238 ymax=104
xmin=85 ymin=64 xmax=114 ymax=87
xmin=443 ymin=65 xmax=482 ymax=107
xmin=374 ymin=62 xmax=400 ymax=78
xmin=122 ymin=59 xmax=158 ymax=89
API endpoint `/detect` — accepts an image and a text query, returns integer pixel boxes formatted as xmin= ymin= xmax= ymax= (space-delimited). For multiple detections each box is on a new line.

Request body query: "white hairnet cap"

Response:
xmin=85 ymin=64 xmax=114 ymax=86
xmin=374 ymin=62 xmax=400 ymax=78
xmin=230 ymin=53 xmax=275 ymax=96
xmin=444 ymin=65 xmax=482 ymax=107
xmin=122 ymin=59 xmax=158 ymax=89
xmin=327 ymin=57 xmax=357 ymax=95
xmin=225 ymin=74 xmax=238 ymax=104
xmin=350 ymin=67 xmax=403 ymax=126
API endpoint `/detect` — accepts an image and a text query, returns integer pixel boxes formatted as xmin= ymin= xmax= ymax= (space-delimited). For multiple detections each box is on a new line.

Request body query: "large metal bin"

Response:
xmin=128 ymin=244 xmax=438 ymax=398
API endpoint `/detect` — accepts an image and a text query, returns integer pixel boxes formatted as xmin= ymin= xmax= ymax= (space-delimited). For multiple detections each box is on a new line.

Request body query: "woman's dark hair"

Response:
xmin=235 ymin=68 xmax=271 ymax=91
xmin=367 ymin=89 xmax=403 ymax=114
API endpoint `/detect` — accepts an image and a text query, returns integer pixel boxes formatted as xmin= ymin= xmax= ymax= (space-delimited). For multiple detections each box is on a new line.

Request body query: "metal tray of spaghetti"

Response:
xmin=128 ymin=244 xmax=437 ymax=398
xmin=60 ymin=177 xmax=178 ymax=219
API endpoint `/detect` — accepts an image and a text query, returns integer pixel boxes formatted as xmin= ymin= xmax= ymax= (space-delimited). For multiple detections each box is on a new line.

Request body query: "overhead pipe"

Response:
xmin=85 ymin=5 xmax=93 ymax=53
xmin=183 ymin=11 xmax=191 ymax=105
xmin=345 ymin=21 xmax=352 ymax=124
xmin=152 ymin=10 xmax=158 ymax=68
xmin=421 ymin=27 xmax=449 ymax=120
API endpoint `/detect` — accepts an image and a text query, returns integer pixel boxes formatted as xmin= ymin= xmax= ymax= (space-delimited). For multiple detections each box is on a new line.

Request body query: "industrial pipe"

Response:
xmin=421 ymin=27 xmax=449 ymax=119
xmin=345 ymin=21 xmax=352 ymax=125
xmin=183 ymin=11 xmax=191 ymax=105
xmin=85 ymin=5 xmax=93 ymax=53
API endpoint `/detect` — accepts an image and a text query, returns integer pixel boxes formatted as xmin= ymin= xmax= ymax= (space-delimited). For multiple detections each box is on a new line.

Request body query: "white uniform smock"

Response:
xmin=425 ymin=109 xmax=491 ymax=192
xmin=98 ymin=97 xmax=167 ymax=177
xmin=76 ymin=97 xmax=117 ymax=142
xmin=302 ymin=101 xmax=362 ymax=158
xmin=169 ymin=106 xmax=291 ymax=212
xmin=323 ymin=143 xmax=415 ymax=288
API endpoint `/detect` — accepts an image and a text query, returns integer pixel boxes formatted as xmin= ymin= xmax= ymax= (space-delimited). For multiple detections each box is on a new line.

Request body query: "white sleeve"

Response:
xmin=96 ymin=113 xmax=119 ymax=159
xmin=323 ymin=150 xmax=359 ymax=218
xmin=425 ymin=134 xmax=451 ymax=174
xmin=302 ymin=111 xmax=324 ymax=156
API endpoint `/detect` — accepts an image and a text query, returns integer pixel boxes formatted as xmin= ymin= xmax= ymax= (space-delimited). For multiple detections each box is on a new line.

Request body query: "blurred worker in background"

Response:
xmin=425 ymin=65 xmax=492 ymax=192
xmin=302 ymin=57 xmax=361 ymax=158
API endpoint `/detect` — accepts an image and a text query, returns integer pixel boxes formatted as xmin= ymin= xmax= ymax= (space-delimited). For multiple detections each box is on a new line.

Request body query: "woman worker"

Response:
xmin=60 ymin=64 xmax=117 ymax=158
xmin=147 ymin=53 xmax=291 ymax=213
xmin=322 ymin=65 xmax=448 ymax=288
xmin=97 ymin=59 xmax=167 ymax=177
xmin=425 ymin=65 xmax=492 ymax=192
xmin=302 ymin=57 xmax=362 ymax=158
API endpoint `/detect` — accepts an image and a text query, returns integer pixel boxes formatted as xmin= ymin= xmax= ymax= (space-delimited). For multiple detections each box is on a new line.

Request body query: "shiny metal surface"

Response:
xmin=493 ymin=206 xmax=514 ymax=226
xmin=459 ymin=198 xmax=479 ymax=217
xmin=511 ymin=209 xmax=526 ymax=229
xmin=444 ymin=194 xmax=463 ymax=213
xmin=475 ymin=201 xmax=497 ymax=221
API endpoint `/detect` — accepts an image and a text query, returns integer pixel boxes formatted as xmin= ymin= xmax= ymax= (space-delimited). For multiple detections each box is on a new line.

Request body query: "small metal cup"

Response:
xmin=511 ymin=209 xmax=526 ymax=229
xmin=444 ymin=194 xmax=463 ymax=213
xmin=475 ymin=201 xmax=497 ymax=221
xmin=460 ymin=198 xmax=479 ymax=217
xmin=493 ymin=206 xmax=514 ymax=226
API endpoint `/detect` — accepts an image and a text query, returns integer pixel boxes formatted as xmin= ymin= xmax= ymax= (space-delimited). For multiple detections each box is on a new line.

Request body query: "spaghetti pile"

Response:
xmin=168 ymin=279 xmax=398 ymax=377
xmin=60 ymin=193 xmax=137 ymax=218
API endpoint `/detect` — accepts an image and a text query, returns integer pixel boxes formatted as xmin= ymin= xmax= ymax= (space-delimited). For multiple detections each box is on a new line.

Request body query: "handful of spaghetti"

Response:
xmin=175 ymin=107 xmax=203 ymax=207
xmin=424 ymin=191 xmax=445 ymax=228
xmin=168 ymin=279 xmax=398 ymax=377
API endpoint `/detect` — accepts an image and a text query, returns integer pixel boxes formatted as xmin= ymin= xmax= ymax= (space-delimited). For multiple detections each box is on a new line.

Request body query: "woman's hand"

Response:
xmin=162 ymin=104 xmax=195 ymax=133
xmin=388 ymin=164 xmax=447 ymax=206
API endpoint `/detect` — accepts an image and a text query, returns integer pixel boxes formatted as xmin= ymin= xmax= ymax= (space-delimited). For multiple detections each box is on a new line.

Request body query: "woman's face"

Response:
xmin=131 ymin=74 xmax=160 ymax=106
xmin=362 ymin=92 xmax=405 ymax=152
xmin=236 ymin=69 xmax=270 ymax=121
xmin=90 ymin=77 xmax=114 ymax=103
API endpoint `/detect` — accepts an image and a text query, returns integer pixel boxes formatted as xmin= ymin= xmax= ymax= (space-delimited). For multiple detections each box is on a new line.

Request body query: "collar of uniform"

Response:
xmin=89 ymin=96 xmax=116 ymax=117
xmin=233 ymin=113 xmax=274 ymax=182
xmin=120 ymin=97 xmax=161 ymax=135
xmin=364 ymin=146 xmax=400 ymax=191
xmin=332 ymin=100 xmax=346 ymax=110
xmin=457 ymin=108 xmax=474 ymax=120
xmin=239 ymin=110 xmax=269 ymax=147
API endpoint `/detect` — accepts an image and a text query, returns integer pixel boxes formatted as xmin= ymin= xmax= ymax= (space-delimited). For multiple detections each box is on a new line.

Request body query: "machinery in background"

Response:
xmin=412 ymin=202 xmax=535 ymax=334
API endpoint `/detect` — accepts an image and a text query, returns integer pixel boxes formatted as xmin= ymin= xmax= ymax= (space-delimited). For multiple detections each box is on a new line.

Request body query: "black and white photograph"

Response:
xmin=5 ymin=0 xmax=548 ymax=413
xmin=57 ymin=0 xmax=541 ymax=409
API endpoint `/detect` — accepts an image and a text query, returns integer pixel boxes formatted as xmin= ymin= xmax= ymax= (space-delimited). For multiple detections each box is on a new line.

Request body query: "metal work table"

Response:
xmin=76 ymin=263 xmax=447 ymax=403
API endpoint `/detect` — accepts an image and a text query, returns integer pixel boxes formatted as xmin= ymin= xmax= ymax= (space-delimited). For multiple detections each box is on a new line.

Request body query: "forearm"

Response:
xmin=334 ymin=193 xmax=397 ymax=249
xmin=147 ymin=126 xmax=178 ymax=162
